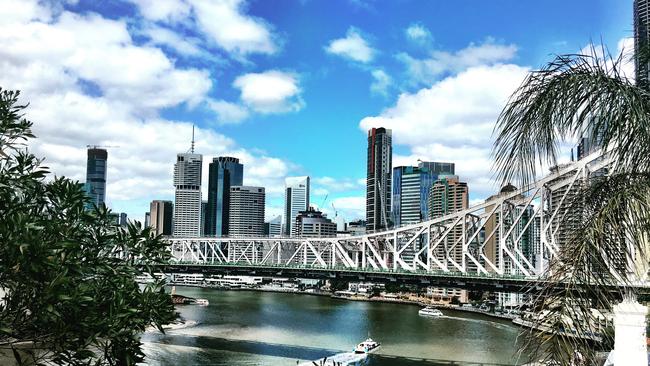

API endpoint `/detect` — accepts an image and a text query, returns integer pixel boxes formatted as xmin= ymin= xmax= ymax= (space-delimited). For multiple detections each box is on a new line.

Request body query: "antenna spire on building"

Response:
xmin=190 ymin=124 xmax=195 ymax=154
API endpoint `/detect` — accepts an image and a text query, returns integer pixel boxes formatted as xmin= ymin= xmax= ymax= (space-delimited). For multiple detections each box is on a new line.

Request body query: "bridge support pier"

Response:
xmin=607 ymin=297 xmax=648 ymax=365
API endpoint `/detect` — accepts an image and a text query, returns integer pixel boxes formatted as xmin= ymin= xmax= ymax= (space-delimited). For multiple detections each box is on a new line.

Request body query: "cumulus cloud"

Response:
xmin=397 ymin=39 xmax=518 ymax=85
xmin=130 ymin=0 xmax=278 ymax=57
xmin=405 ymin=23 xmax=432 ymax=44
xmin=207 ymin=99 xmax=250 ymax=124
xmin=313 ymin=176 xmax=365 ymax=193
xmin=370 ymin=69 xmax=392 ymax=96
xmin=139 ymin=23 xmax=204 ymax=57
xmin=325 ymin=27 xmax=375 ymax=63
xmin=360 ymin=64 xmax=529 ymax=200
xmin=129 ymin=0 xmax=191 ymax=22
xmin=233 ymin=70 xmax=304 ymax=113
xmin=0 ymin=1 xmax=296 ymax=221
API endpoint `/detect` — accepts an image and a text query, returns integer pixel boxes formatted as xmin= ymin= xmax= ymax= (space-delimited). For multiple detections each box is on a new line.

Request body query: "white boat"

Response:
xmin=354 ymin=338 xmax=380 ymax=354
xmin=418 ymin=306 xmax=443 ymax=317
xmin=195 ymin=298 xmax=209 ymax=306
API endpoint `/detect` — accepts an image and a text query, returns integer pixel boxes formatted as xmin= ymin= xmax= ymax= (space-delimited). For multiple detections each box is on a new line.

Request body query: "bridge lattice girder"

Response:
xmin=168 ymin=151 xmax=612 ymax=279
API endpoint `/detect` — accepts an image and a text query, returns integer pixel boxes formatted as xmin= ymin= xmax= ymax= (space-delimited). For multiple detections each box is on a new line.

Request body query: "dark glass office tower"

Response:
xmin=204 ymin=157 xmax=243 ymax=236
xmin=366 ymin=127 xmax=392 ymax=232
xmin=635 ymin=0 xmax=650 ymax=88
xmin=391 ymin=161 xmax=455 ymax=227
xmin=85 ymin=148 xmax=107 ymax=207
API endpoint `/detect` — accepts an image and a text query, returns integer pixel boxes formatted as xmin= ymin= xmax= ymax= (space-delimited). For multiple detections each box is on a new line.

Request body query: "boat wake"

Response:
xmin=439 ymin=315 xmax=513 ymax=330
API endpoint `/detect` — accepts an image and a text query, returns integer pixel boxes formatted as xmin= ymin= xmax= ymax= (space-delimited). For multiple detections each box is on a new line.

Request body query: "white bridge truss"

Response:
xmin=168 ymin=152 xmax=609 ymax=278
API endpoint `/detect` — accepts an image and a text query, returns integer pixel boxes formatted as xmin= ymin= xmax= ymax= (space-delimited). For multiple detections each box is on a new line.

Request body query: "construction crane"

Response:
xmin=331 ymin=202 xmax=338 ymax=218
xmin=320 ymin=193 xmax=329 ymax=209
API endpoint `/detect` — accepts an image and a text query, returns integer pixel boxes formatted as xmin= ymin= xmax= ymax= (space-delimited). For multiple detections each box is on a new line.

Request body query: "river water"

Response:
xmin=141 ymin=287 xmax=529 ymax=365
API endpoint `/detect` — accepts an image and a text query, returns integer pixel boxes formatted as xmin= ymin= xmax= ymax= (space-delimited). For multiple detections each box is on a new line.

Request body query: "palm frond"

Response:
xmin=492 ymin=44 xmax=650 ymax=188
xmin=521 ymin=172 xmax=650 ymax=365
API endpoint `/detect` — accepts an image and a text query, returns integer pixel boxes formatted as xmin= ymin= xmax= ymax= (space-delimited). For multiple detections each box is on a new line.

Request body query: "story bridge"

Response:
xmin=160 ymin=151 xmax=650 ymax=294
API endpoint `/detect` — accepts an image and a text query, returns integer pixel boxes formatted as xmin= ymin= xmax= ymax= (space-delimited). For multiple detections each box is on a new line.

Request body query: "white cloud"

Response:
xmin=140 ymin=23 xmax=204 ymax=56
xmin=313 ymin=176 xmax=365 ymax=193
xmin=325 ymin=27 xmax=375 ymax=63
xmin=405 ymin=23 xmax=432 ymax=44
xmin=0 ymin=0 xmax=51 ymax=26
xmin=370 ymin=69 xmax=392 ymax=96
xmin=0 ymin=10 xmax=212 ymax=115
xmin=129 ymin=0 xmax=278 ymax=57
xmin=360 ymin=64 xmax=529 ymax=200
xmin=129 ymin=0 xmax=191 ymax=22
xmin=190 ymin=0 xmax=278 ymax=56
xmin=397 ymin=39 xmax=518 ymax=85
xmin=0 ymin=2 xmax=297 ymax=222
xmin=207 ymin=99 xmax=250 ymax=124
xmin=233 ymin=70 xmax=304 ymax=113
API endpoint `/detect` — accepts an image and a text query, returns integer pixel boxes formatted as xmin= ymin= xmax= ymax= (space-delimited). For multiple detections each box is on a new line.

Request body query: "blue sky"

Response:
xmin=0 ymin=0 xmax=635 ymax=222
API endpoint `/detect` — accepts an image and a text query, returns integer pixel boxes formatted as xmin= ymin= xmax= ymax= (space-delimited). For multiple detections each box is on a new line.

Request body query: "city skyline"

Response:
xmin=0 ymin=0 xmax=636 ymax=224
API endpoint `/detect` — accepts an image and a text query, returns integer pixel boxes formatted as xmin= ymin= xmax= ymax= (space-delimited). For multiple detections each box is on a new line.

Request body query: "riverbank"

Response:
xmin=169 ymin=282 xmax=517 ymax=322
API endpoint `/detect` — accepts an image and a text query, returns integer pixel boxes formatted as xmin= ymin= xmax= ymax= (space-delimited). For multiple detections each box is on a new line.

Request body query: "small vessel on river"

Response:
xmin=418 ymin=306 xmax=444 ymax=317
xmin=354 ymin=338 xmax=380 ymax=354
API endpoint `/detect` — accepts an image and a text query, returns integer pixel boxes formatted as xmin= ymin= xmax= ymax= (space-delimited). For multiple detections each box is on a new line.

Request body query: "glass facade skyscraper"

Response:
xmin=392 ymin=161 xmax=455 ymax=227
xmin=366 ymin=127 xmax=392 ymax=232
xmin=85 ymin=148 xmax=107 ymax=207
xmin=204 ymin=157 xmax=243 ymax=237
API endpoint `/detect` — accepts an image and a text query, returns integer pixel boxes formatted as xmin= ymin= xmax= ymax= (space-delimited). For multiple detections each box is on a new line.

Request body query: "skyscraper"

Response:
xmin=173 ymin=153 xmax=202 ymax=237
xmin=392 ymin=161 xmax=455 ymax=227
xmin=427 ymin=175 xmax=468 ymax=265
xmin=427 ymin=175 xmax=468 ymax=219
xmin=635 ymin=0 xmax=650 ymax=88
xmin=150 ymin=200 xmax=173 ymax=236
xmin=284 ymin=176 xmax=310 ymax=236
xmin=204 ymin=157 xmax=244 ymax=237
xmin=228 ymin=186 xmax=265 ymax=237
xmin=366 ymin=127 xmax=392 ymax=232
xmin=85 ymin=147 xmax=107 ymax=207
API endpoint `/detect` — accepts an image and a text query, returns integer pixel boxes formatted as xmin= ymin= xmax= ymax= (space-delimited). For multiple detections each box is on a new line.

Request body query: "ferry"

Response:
xmin=195 ymin=298 xmax=209 ymax=306
xmin=418 ymin=306 xmax=444 ymax=317
xmin=354 ymin=338 xmax=380 ymax=354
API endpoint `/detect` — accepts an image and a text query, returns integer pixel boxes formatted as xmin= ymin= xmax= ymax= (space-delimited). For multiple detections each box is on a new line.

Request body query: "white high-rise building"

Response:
xmin=173 ymin=153 xmax=202 ymax=237
xmin=284 ymin=176 xmax=310 ymax=236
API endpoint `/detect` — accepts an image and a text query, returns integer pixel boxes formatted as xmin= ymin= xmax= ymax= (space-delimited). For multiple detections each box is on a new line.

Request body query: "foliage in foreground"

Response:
xmin=493 ymin=44 xmax=650 ymax=364
xmin=0 ymin=88 xmax=176 ymax=365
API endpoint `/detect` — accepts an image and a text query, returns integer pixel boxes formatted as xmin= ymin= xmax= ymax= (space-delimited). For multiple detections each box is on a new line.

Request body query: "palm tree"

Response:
xmin=492 ymin=44 xmax=650 ymax=364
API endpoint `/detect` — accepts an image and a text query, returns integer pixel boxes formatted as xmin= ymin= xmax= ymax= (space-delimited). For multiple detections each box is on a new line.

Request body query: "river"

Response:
xmin=141 ymin=287 xmax=529 ymax=365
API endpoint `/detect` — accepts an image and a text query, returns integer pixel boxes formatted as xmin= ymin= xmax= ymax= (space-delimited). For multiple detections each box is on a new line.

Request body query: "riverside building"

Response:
xmin=293 ymin=207 xmax=337 ymax=238
xmin=228 ymin=186 xmax=265 ymax=237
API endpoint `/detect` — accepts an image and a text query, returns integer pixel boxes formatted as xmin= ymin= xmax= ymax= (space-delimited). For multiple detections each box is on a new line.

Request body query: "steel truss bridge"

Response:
xmin=163 ymin=151 xmax=648 ymax=293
